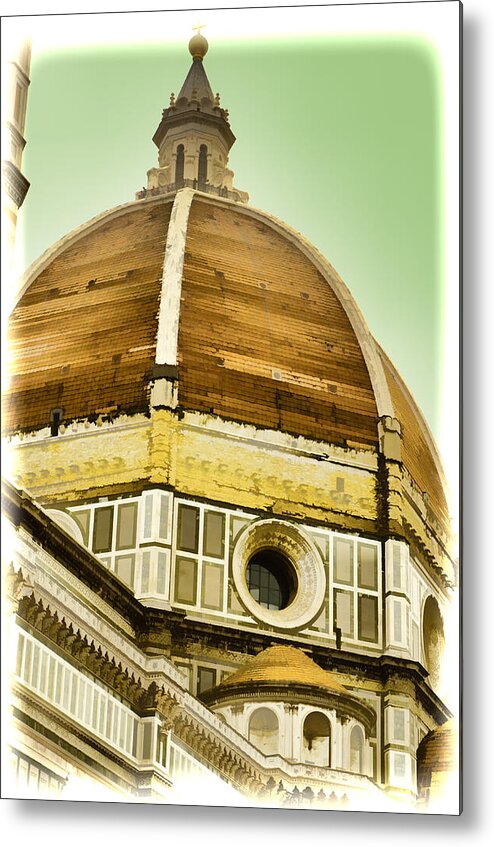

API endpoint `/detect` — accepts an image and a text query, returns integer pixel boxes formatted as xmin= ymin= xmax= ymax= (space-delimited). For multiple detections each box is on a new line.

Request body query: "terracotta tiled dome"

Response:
xmin=417 ymin=719 xmax=458 ymax=800
xmin=211 ymin=645 xmax=348 ymax=696
xmin=4 ymin=190 xmax=448 ymax=531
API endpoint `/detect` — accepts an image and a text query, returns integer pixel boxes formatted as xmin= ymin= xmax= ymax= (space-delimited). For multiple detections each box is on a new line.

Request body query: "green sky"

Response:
xmin=17 ymin=33 xmax=443 ymax=437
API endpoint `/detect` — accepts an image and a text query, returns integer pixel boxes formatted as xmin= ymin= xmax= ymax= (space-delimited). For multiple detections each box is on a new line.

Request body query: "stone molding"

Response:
xmin=232 ymin=518 xmax=326 ymax=630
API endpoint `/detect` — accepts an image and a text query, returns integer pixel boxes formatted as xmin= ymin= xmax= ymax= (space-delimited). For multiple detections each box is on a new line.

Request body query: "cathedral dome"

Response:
xmin=5 ymin=189 xmax=449 ymax=537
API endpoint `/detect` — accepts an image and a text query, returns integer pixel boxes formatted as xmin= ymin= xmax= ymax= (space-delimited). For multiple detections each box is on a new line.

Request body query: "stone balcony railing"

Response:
xmin=135 ymin=178 xmax=247 ymax=204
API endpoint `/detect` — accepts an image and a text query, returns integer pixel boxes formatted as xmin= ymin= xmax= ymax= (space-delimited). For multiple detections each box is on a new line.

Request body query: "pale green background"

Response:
xmin=17 ymin=35 xmax=443 ymax=437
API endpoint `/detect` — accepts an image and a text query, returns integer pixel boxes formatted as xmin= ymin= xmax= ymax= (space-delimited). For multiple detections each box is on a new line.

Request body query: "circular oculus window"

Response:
xmin=232 ymin=519 xmax=326 ymax=630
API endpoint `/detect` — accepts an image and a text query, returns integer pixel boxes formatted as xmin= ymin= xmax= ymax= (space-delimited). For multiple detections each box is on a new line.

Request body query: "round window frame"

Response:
xmin=232 ymin=519 xmax=326 ymax=630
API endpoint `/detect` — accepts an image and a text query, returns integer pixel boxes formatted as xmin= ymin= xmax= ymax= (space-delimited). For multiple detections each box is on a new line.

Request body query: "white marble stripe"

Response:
xmin=155 ymin=187 xmax=195 ymax=366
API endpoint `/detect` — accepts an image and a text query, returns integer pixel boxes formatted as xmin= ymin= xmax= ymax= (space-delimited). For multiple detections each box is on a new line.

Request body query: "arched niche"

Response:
xmin=350 ymin=725 xmax=364 ymax=774
xmin=198 ymin=144 xmax=208 ymax=187
xmin=175 ymin=144 xmax=184 ymax=187
xmin=46 ymin=509 xmax=84 ymax=545
xmin=248 ymin=707 xmax=279 ymax=755
xmin=302 ymin=711 xmax=331 ymax=767
xmin=422 ymin=595 xmax=445 ymax=689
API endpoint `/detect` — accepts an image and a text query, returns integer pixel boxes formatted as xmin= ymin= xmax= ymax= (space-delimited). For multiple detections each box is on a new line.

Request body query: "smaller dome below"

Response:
xmin=189 ymin=33 xmax=208 ymax=60
xmin=212 ymin=645 xmax=348 ymax=696
xmin=417 ymin=719 xmax=458 ymax=801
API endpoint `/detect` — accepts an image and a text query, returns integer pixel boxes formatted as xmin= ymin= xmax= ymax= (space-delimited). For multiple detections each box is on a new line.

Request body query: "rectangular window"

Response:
xmin=393 ymin=709 xmax=406 ymax=742
xmin=93 ymin=507 xmax=113 ymax=553
xmin=157 ymin=551 xmax=167 ymax=596
xmin=159 ymin=494 xmax=170 ymax=540
xmin=393 ymin=600 xmax=402 ymax=642
xmin=177 ymin=504 xmax=199 ymax=553
xmin=115 ymin=554 xmax=135 ymax=587
xmin=394 ymin=753 xmax=406 ymax=778
xmin=142 ymin=721 xmax=152 ymax=760
xmin=174 ymin=557 xmax=197 ymax=605
xmin=334 ymin=589 xmax=354 ymax=637
xmin=141 ymin=551 xmax=151 ymax=594
xmin=203 ymin=511 xmax=225 ymax=558
xmin=358 ymin=543 xmax=378 ymax=591
xmin=116 ymin=502 xmax=137 ymax=550
xmin=358 ymin=595 xmax=378 ymax=642
xmin=334 ymin=538 xmax=353 ymax=585
xmin=201 ymin=561 xmax=224 ymax=610
xmin=143 ymin=493 xmax=154 ymax=538
xmin=197 ymin=666 xmax=216 ymax=695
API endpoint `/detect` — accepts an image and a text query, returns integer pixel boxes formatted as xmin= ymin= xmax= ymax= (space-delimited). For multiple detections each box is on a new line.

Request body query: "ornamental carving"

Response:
xmin=232 ymin=519 xmax=326 ymax=631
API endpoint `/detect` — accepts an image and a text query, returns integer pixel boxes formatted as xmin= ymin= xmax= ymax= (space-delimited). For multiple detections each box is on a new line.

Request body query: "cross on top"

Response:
xmin=192 ymin=22 xmax=206 ymax=36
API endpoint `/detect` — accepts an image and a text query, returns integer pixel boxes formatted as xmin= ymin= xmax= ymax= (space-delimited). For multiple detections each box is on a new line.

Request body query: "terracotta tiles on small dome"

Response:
xmin=215 ymin=645 xmax=348 ymax=696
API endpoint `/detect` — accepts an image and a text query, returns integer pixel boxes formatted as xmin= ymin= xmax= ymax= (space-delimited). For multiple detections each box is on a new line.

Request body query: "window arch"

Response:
xmin=198 ymin=144 xmax=208 ymax=187
xmin=248 ymin=707 xmax=279 ymax=755
xmin=350 ymin=725 xmax=364 ymax=773
xmin=422 ymin=595 xmax=445 ymax=690
xmin=302 ymin=711 xmax=331 ymax=766
xmin=175 ymin=144 xmax=184 ymax=187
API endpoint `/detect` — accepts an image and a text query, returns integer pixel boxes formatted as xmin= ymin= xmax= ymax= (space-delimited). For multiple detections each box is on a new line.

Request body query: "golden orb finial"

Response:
xmin=189 ymin=22 xmax=208 ymax=60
